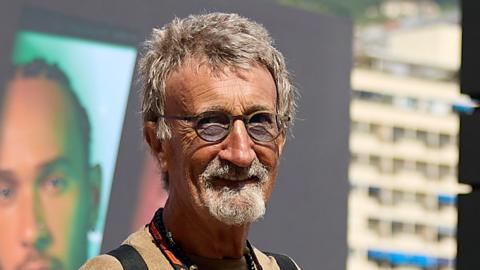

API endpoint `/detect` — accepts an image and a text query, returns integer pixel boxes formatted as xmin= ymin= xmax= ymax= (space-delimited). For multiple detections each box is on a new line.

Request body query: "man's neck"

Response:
xmin=162 ymin=199 xmax=250 ymax=259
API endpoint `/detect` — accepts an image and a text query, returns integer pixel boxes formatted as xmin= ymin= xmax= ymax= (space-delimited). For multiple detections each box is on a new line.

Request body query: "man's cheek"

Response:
xmin=41 ymin=189 xmax=81 ymax=247
xmin=0 ymin=233 xmax=22 ymax=270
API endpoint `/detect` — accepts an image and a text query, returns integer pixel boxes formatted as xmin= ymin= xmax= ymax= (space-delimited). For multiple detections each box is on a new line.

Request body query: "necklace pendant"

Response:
xmin=189 ymin=265 xmax=198 ymax=270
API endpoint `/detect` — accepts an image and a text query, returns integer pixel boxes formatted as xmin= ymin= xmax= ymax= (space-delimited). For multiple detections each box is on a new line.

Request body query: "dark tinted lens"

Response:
xmin=196 ymin=112 xmax=230 ymax=142
xmin=247 ymin=112 xmax=279 ymax=141
xmin=249 ymin=112 xmax=274 ymax=126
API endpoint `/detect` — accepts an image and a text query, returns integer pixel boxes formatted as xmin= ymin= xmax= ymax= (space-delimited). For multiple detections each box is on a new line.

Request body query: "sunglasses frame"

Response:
xmin=157 ymin=110 xmax=290 ymax=143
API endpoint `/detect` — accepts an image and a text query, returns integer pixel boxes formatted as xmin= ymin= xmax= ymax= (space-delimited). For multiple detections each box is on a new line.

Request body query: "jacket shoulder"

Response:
xmin=80 ymin=227 xmax=171 ymax=270
xmin=254 ymin=248 xmax=301 ymax=270
xmin=79 ymin=254 xmax=123 ymax=270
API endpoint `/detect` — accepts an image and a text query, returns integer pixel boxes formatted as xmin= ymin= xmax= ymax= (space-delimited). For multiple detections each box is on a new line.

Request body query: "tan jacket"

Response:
xmin=80 ymin=227 xmax=299 ymax=270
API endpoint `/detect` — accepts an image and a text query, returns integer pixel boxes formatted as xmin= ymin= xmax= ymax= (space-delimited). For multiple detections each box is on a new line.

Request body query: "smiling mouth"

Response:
xmin=212 ymin=177 xmax=260 ymax=189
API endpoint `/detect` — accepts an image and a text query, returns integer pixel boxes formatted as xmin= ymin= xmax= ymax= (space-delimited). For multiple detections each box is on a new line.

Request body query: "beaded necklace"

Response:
xmin=148 ymin=208 xmax=259 ymax=270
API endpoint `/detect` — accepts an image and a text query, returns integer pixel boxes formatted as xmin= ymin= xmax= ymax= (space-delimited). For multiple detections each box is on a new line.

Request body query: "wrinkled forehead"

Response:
xmin=164 ymin=58 xmax=277 ymax=112
xmin=166 ymin=56 xmax=276 ymax=86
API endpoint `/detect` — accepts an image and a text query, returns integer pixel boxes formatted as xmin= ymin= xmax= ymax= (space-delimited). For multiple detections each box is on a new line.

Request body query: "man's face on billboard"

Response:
xmin=0 ymin=76 xmax=99 ymax=270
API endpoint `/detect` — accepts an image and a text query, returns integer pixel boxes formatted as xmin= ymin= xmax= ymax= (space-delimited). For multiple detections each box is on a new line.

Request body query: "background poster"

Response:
xmin=0 ymin=8 xmax=137 ymax=269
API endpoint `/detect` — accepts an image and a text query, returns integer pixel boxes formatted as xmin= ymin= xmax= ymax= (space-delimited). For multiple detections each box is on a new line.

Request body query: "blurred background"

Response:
xmin=1 ymin=0 xmax=477 ymax=270
xmin=265 ymin=0 xmax=466 ymax=269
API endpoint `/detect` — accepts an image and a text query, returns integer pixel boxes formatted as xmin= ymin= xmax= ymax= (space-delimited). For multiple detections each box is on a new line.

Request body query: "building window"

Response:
xmin=416 ymin=161 xmax=428 ymax=177
xmin=392 ymin=190 xmax=404 ymax=205
xmin=416 ymin=130 xmax=428 ymax=145
xmin=439 ymin=133 xmax=452 ymax=147
xmin=415 ymin=192 xmax=427 ymax=208
xmin=439 ymin=165 xmax=453 ymax=179
xmin=369 ymin=155 xmax=381 ymax=169
xmin=368 ymin=186 xmax=381 ymax=201
xmin=393 ymin=158 xmax=405 ymax=174
xmin=393 ymin=126 xmax=405 ymax=142
xmin=368 ymin=218 xmax=381 ymax=233
xmin=437 ymin=226 xmax=456 ymax=242
xmin=391 ymin=220 xmax=405 ymax=235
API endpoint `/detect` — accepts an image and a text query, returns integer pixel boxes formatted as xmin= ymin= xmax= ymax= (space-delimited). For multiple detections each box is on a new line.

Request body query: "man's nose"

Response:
xmin=218 ymin=120 xmax=256 ymax=167
xmin=19 ymin=192 xmax=51 ymax=251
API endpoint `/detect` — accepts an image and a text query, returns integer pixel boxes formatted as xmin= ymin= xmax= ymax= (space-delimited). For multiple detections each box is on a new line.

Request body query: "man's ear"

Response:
xmin=88 ymin=164 xmax=101 ymax=231
xmin=143 ymin=121 xmax=168 ymax=171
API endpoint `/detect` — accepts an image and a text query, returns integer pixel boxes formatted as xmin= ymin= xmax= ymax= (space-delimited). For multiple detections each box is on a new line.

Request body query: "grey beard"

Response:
xmin=199 ymin=157 xmax=269 ymax=225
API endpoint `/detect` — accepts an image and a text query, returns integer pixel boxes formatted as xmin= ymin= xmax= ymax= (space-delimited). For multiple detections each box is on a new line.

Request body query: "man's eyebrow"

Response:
xmin=0 ymin=170 xmax=16 ymax=182
xmin=244 ymin=105 xmax=273 ymax=114
xmin=200 ymin=105 xmax=273 ymax=114
xmin=37 ymin=157 xmax=73 ymax=175
xmin=199 ymin=105 xmax=229 ymax=113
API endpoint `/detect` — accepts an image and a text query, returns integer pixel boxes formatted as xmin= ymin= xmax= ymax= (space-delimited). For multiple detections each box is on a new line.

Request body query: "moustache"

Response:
xmin=201 ymin=157 xmax=269 ymax=184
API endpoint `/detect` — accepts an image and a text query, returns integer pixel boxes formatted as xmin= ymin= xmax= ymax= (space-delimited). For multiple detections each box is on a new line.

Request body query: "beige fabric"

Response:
xmin=80 ymin=226 xmax=296 ymax=270
xmin=80 ymin=227 xmax=171 ymax=270
xmin=254 ymin=248 xmax=281 ymax=270
xmin=187 ymin=253 xmax=247 ymax=270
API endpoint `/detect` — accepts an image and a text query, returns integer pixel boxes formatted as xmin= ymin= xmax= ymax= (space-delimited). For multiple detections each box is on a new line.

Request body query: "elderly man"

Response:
xmin=81 ymin=12 xmax=299 ymax=270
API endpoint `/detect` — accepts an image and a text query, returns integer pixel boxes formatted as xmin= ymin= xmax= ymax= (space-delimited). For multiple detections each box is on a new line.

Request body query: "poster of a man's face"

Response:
xmin=0 ymin=7 xmax=137 ymax=270
xmin=0 ymin=60 xmax=100 ymax=270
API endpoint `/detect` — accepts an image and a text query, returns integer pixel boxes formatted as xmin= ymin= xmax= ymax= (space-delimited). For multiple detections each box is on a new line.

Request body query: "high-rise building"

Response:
xmin=347 ymin=13 xmax=469 ymax=270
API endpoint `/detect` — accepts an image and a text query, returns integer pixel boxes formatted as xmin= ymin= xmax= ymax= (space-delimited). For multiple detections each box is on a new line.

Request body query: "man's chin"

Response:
xmin=16 ymin=256 xmax=63 ymax=270
xmin=203 ymin=185 xmax=266 ymax=226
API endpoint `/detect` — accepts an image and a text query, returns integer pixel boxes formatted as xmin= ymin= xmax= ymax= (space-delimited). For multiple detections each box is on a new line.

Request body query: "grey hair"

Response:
xmin=139 ymin=12 xmax=296 ymax=140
